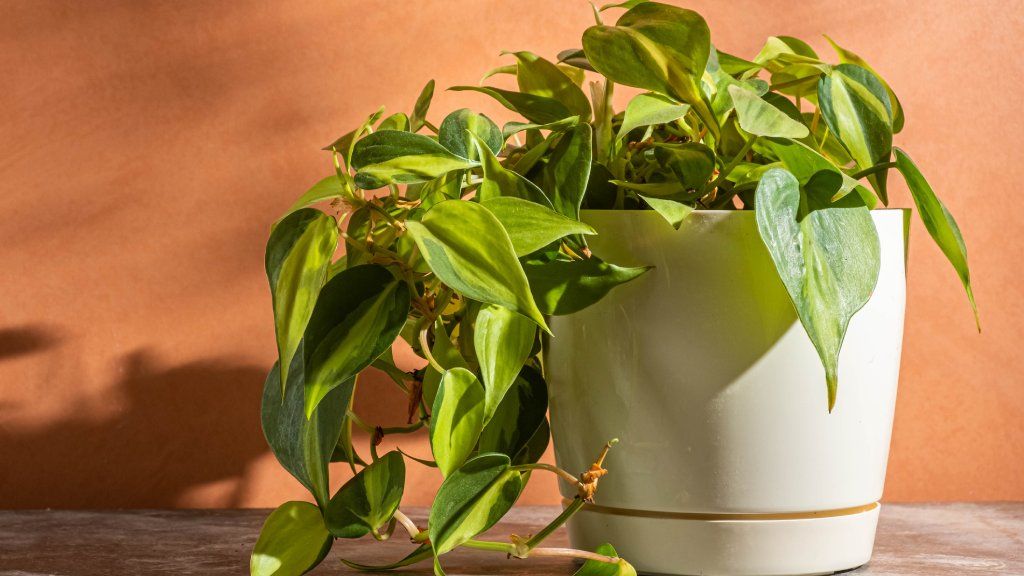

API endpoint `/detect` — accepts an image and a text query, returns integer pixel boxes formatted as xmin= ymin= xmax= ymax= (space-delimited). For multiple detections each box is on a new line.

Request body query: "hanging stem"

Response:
xmin=525 ymin=497 xmax=585 ymax=549
xmin=849 ymin=161 xmax=897 ymax=180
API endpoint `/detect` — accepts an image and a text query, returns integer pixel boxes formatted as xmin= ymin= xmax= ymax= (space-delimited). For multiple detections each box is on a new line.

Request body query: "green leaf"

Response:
xmin=450 ymin=85 xmax=574 ymax=124
xmin=894 ymin=148 xmax=978 ymax=329
xmin=617 ymin=92 xmax=690 ymax=141
xmin=429 ymin=453 xmax=524 ymax=556
xmin=280 ymin=176 xmax=348 ymax=219
xmin=600 ymin=0 xmax=649 ymax=11
xmin=481 ymin=197 xmax=596 ymax=256
xmin=639 ymin=194 xmax=694 ymax=229
xmin=543 ymin=124 xmax=593 ymax=220
xmin=351 ymin=130 xmax=477 ymax=189
xmin=262 ymin=349 xmax=351 ymax=506
xmin=764 ymin=138 xmax=877 ymax=208
xmin=265 ymin=208 xmax=338 ymax=394
xmin=582 ymin=2 xmax=716 ymax=133
xmin=405 ymin=200 xmax=549 ymax=332
xmin=438 ymin=109 xmax=502 ymax=161
xmin=422 ymin=318 xmax=470 ymax=408
xmin=473 ymin=303 xmax=537 ymax=422
xmin=728 ymin=85 xmax=808 ymax=138
xmin=712 ymin=47 xmax=762 ymax=76
xmin=818 ymin=64 xmax=893 ymax=203
xmin=325 ymin=451 xmax=406 ymax=538
xmin=654 ymin=142 xmax=715 ymax=190
xmin=478 ymin=366 xmax=547 ymax=462
xmin=378 ymin=112 xmax=410 ymax=132
xmin=524 ymin=257 xmax=652 ymax=315
xmin=556 ymin=48 xmax=594 ymax=72
xmin=323 ymin=106 xmax=385 ymax=156
xmin=609 ymin=179 xmax=686 ymax=197
xmin=509 ymin=51 xmax=592 ymax=120
xmin=754 ymin=168 xmax=880 ymax=411
xmin=823 ymin=36 xmax=903 ymax=133
xmin=303 ymin=264 xmax=411 ymax=417
xmin=430 ymin=368 xmax=486 ymax=477
xmin=410 ymin=79 xmax=436 ymax=132
xmin=574 ymin=543 xmax=637 ymax=576
xmin=251 ymin=501 xmax=332 ymax=576
xmin=470 ymin=132 xmax=553 ymax=207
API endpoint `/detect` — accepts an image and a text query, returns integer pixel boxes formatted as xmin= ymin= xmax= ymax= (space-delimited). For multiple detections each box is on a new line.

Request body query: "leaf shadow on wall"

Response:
xmin=0 ymin=348 xmax=269 ymax=509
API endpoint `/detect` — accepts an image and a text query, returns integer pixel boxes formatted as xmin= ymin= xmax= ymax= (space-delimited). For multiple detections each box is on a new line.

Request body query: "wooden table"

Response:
xmin=1 ymin=504 xmax=1021 ymax=575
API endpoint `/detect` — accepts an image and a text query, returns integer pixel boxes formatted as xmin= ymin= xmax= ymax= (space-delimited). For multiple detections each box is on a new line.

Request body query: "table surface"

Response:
xmin=1 ymin=504 xmax=1021 ymax=575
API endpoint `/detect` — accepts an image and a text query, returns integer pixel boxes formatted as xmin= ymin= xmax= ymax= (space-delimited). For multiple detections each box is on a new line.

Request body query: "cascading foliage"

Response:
xmin=252 ymin=2 xmax=977 ymax=575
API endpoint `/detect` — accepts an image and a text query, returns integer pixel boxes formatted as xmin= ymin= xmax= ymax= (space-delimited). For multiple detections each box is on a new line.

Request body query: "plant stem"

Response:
xmin=512 ymin=462 xmax=581 ymax=487
xmin=393 ymin=509 xmax=423 ymax=540
xmin=529 ymin=547 xmax=620 ymax=563
xmin=525 ymin=497 xmax=585 ymax=549
xmin=462 ymin=539 xmax=518 ymax=554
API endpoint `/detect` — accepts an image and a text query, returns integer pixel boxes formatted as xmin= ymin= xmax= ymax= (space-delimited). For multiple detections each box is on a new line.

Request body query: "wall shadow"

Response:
xmin=0 ymin=349 xmax=268 ymax=509
xmin=0 ymin=325 xmax=63 ymax=362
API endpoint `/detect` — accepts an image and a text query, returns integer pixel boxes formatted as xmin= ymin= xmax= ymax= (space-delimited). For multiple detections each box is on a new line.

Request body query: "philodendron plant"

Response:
xmin=252 ymin=2 xmax=977 ymax=575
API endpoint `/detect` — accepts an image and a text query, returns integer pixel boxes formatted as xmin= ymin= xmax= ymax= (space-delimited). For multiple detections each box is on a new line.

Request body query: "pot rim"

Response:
xmin=579 ymin=208 xmax=911 ymax=215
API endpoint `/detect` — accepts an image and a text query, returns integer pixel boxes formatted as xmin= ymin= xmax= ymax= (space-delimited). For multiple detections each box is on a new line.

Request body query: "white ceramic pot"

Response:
xmin=546 ymin=209 xmax=908 ymax=576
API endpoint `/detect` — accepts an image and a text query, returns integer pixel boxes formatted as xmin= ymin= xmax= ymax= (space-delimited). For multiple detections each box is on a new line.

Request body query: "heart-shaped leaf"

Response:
xmin=351 ymin=130 xmax=478 ymax=189
xmin=429 ymin=453 xmax=523 ymax=556
xmin=469 ymin=132 xmax=552 ymax=207
xmin=509 ymin=51 xmax=592 ymax=120
xmin=639 ymin=194 xmax=694 ymax=229
xmin=430 ymin=368 xmax=486 ymax=477
xmin=542 ymin=124 xmax=593 ymax=220
xmin=473 ymin=303 xmax=537 ymax=422
xmin=617 ymin=92 xmax=690 ymax=141
xmin=262 ymin=349 xmax=351 ymax=506
xmin=894 ymin=148 xmax=978 ymax=329
xmin=251 ymin=501 xmax=332 ymax=576
xmin=405 ymin=200 xmax=549 ymax=331
xmin=481 ymin=196 xmax=595 ymax=256
xmin=817 ymin=64 xmax=893 ymax=203
xmin=654 ymin=142 xmax=715 ymax=190
xmin=478 ymin=366 xmax=548 ymax=462
xmin=325 ymin=451 xmax=406 ymax=538
xmin=754 ymin=168 xmax=880 ymax=411
xmin=438 ymin=109 xmax=502 ymax=161
xmin=524 ymin=257 xmax=652 ymax=315
xmin=765 ymin=138 xmax=877 ymax=208
xmin=450 ymin=85 xmax=574 ymax=124
xmin=582 ymin=2 xmax=715 ymax=132
xmin=422 ymin=318 xmax=469 ymax=408
xmin=823 ymin=36 xmax=903 ymax=133
xmin=303 ymin=264 xmax=411 ymax=417
xmin=410 ymin=79 xmax=436 ymax=132
xmin=265 ymin=208 xmax=338 ymax=393
xmin=729 ymin=85 xmax=809 ymax=139
xmin=573 ymin=543 xmax=637 ymax=576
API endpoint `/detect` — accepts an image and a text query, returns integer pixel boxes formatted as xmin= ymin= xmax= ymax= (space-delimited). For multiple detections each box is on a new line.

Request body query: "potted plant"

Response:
xmin=252 ymin=2 xmax=976 ymax=575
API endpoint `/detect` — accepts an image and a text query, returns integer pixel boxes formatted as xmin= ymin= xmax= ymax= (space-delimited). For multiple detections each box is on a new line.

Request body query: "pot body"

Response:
xmin=546 ymin=210 xmax=907 ymax=575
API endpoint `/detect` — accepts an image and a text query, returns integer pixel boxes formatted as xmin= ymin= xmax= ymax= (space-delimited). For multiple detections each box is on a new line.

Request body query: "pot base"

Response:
xmin=565 ymin=502 xmax=880 ymax=576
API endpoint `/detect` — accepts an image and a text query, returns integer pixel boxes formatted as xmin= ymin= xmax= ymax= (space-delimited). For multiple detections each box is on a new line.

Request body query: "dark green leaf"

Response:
xmin=582 ymin=2 xmax=716 ymax=132
xmin=543 ymin=124 xmax=593 ymax=220
xmin=430 ymin=368 xmax=486 ymax=477
xmin=405 ymin=200 xmax=549 ymax=331
xmin=262 ymin=349 xmax=350 ymax=506
xmin=325 ymin=451 xmax=406 ymax=538
xmin=341 ymin=544 xmax=432 ymax=571
xmin=266 ymin=209 xmax=338 ymax=393
xmin=894 ymin=148 xmax=978 ymax=328
xmin=303 ymin=264 xmax=411 ymax=417
xmin=556 ymin=48 xmax=595 ymax=72
xmin=478 ymin=367 xmax=547 ymax=461
xmin=251 ymin=501 xmax=332 ymax=576
xmin=450 ymin=85 xmax=574 ymax=124
xmin=438 ymin=109 xmax=502 ymax=161
xmin=351 ymin=130 xmax=477 ymax=189
xmin=654 ymin=142 xmax=715 ymax=190
xmin=824 ymin=36 xmax=904 ymax=133
xmin=754 ymin=168 xmax=880 ymax=411
xmin=428 ymin=453 xmax=523 ymax=555
xmin=481 ymin=196 xmax=595 ymax=257
xmin=509 ymin=51 xmax=592 ymax=120
xmin=524 ymin=257 xmax=652 ymax=315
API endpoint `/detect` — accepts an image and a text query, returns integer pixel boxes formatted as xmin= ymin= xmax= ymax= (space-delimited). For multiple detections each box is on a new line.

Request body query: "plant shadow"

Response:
xmin=0 ymin=348 xmax=269 ymax=509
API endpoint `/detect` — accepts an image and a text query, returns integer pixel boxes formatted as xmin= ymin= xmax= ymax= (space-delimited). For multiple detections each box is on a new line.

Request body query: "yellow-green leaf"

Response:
xmin=430 ymin=368 xmax=486 ymax=477
xmin=251 ymin=502 xmax=331 ymax=576
xmin=473 ymin=303 xmax=537 ymax=422
xmin=481 ymin=196 xmax=595 ymax=256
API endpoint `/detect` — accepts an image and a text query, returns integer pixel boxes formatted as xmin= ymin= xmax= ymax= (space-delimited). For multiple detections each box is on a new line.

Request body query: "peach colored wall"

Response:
xmin=1 ymin=0 xmax=1021 ymax=509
